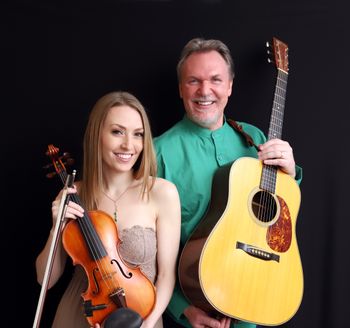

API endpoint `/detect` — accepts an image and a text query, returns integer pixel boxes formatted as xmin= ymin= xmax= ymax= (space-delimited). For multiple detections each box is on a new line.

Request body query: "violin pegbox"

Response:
xmin=44 ymin=144 xmax=74 ymax=178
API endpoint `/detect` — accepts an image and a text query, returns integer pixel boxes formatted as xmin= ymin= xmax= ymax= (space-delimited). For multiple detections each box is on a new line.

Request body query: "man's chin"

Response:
xmin=193 ymin=117 xmax=216 ymax=129
xmin=191 ymin=113 xmax=221 ymax=130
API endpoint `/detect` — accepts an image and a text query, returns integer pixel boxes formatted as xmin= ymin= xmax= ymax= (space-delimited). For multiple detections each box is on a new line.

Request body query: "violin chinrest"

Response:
xmin=103 ymin=308 xmax=143 ymax=328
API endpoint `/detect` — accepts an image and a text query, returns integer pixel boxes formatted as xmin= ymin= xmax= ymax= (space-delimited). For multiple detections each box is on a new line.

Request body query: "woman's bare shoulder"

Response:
xmin=151 ymin=177 xmax=179 ymax=199
xmin=150 ymin=177 xmax=181 ymax=225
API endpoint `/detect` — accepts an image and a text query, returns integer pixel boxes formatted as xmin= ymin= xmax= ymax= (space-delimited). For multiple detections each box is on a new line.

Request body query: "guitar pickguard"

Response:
xmin=267 ymin=196 xmax=292 ymax=252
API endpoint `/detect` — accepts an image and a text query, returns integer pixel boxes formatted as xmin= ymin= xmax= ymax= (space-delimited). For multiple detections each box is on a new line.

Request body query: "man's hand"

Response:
xmin=258 ymin=139 xmax=296 ymax=178
xmin=183 ymin=305 xmax=231 ymax=328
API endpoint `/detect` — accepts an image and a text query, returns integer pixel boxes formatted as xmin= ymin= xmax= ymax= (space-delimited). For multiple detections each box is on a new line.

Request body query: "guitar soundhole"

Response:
xmin=251 ymin=190 xmax=277 ymax=223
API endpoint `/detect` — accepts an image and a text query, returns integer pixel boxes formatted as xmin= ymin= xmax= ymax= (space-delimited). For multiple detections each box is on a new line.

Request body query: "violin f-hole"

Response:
xmin=111 ymin=259 xmax=133 ymax=279
xmin=92 ymin=267 xmax=101 ymax=295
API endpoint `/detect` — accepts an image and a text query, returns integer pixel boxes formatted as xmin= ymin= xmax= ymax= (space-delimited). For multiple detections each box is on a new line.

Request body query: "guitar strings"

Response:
xmin=258 ymin=70 xmax=288 ymax=223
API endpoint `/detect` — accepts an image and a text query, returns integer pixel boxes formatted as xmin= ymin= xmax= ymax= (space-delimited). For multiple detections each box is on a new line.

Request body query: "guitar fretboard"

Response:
xmin=260 ymin=69 xmax=288 ymax=193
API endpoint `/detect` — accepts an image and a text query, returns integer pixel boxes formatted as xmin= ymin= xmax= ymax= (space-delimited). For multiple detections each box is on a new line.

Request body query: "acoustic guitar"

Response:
xmin=178 ymin=37 xmax=303 ymax=326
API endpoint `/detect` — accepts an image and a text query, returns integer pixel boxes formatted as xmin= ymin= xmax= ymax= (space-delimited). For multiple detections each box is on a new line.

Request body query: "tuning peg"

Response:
xmin=60 ymin=157 xmax=74 ymax=166
xmin=267 ymin=49 xmax=274 ymax=64
xmin=65 ymin=158 xmax=75 ymax=166
xmin=46 ymin=171 xmax=57 ymax=179
xmin=62 ymin=160 xmax=74 ymax=168
xmin=266 ymin=41 xmax=273 ymax=64
xmin=60 ymin=152 xmax=74 ymax=164
xmin=43 ymin=163 xmax=53 ymax=169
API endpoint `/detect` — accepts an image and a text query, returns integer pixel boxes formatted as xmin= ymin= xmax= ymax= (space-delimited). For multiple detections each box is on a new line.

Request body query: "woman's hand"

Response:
xmin=51 ymin=185 xmax=84 ymax=230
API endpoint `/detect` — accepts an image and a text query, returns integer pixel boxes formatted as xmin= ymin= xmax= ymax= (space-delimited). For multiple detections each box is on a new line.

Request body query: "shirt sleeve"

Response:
xmin=154 ymin=151 xmax=190 ymax=324
xmin=294 ymin=164 xmax=303 ymax=185
xmin=155 ymin=147 xmax=165 ymax=178
xmin=166 ymin=283 xmax=257 ymax=328
xmin=165 ymin=281 xmax=191 ymax=326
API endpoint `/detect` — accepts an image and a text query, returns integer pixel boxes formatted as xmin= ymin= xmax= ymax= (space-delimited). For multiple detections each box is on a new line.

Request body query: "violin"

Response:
xmin=45 ymin=144 xmax=156 ymax=326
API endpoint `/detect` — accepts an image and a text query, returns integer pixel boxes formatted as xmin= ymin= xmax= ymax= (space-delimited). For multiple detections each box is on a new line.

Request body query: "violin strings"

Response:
xmin=59 ymin=170 xmax=121 ymax=295
xmin=76 ymin=207 xmax=118 ymax=293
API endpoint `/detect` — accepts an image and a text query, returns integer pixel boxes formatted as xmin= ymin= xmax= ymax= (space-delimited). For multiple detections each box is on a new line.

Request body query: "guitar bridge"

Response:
xmin=236 ymin=241 xmax=280 ymax=262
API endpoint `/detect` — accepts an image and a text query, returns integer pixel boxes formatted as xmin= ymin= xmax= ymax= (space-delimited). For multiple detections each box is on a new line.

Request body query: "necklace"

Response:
xmin=102 ymin=185 xmax=132 ymax=222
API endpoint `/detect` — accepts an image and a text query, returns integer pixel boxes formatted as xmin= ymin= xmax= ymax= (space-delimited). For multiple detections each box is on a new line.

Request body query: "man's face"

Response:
xmin=179 ymin=50 xmax=233 ymax=130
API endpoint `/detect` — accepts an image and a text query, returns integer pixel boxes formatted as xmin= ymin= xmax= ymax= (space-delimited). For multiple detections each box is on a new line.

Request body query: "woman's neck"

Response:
xmin=102 ymin=171 xmax=135 ymax=195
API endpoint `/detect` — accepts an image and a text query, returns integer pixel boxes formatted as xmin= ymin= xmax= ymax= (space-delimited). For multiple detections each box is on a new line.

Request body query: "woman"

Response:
xmin=36 ymin=91 xmax=181 ymax=328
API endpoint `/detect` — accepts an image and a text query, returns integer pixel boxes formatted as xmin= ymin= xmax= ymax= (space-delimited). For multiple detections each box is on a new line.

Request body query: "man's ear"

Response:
xmin=228 ymin=80 xmax=233 ymax=97
xmin=179 ymin=84 xmax=183 ymax=99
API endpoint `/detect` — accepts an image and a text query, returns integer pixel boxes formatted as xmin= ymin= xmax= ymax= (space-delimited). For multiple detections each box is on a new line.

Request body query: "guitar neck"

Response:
xmin=261 ymin=69 xmax=288 ymax=193
xmin=267 ymin=69 xmax=288 ymax=141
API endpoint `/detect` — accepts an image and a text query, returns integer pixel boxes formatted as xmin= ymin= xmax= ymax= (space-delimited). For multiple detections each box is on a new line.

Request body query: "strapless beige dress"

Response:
xmin=52 ymin=226 xmax=162 ymax=328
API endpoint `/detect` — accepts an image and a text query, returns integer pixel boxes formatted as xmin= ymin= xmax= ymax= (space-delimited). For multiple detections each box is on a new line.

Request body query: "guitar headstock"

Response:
xmin=44 ymin=144 xmax=74 ymax=179
xmin=266 ymin=37 xmax=289 ymax=74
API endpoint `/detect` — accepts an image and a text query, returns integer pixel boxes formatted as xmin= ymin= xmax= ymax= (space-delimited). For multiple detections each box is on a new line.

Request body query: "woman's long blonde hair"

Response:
xmin=79 ymin=91 xmax=157 ymax=210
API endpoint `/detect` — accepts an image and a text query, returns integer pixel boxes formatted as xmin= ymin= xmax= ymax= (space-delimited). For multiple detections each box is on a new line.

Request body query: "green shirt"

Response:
xmin=154 ymin=115 xmax=302 ymax=328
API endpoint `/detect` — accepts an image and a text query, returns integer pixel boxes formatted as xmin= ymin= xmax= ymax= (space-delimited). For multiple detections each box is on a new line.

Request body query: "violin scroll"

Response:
xmin=44 ymin=144 xmax=74 ymax=179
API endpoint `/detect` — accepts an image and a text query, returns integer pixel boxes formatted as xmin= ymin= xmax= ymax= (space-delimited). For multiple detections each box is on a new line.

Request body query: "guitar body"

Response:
xmin=199 ymin=157 xmax=303 ymax=325
xmin=178 ymin=163 xmax=234 ymax=315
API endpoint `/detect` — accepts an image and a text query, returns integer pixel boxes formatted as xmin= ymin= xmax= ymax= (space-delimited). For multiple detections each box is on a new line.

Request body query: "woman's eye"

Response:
xmin=112 ymin=129 xmax=123 ymax=135
xmin=135 ymin=132 xmax=144 ymax=137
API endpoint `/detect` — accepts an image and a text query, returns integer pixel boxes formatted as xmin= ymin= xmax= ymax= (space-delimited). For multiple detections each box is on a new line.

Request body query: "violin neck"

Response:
xmin=59 ymin=172 xmax=108 ymax=260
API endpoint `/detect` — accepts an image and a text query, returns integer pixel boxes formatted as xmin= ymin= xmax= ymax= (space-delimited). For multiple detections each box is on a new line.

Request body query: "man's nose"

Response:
xmin=197 ymin=81 xmax=211 ymax=96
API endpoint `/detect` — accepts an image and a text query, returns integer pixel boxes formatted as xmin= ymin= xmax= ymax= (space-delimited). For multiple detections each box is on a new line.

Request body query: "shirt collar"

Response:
xmin=182 ymin=114 xmax=229 ymax=137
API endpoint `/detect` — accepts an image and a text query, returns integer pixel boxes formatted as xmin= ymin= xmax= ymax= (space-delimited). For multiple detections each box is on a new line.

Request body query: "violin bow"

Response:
xmin=32 ymin=172 xmax=75 ymax=328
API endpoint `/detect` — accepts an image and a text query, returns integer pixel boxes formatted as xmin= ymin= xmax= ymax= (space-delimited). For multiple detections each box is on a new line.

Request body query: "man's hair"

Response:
xmin=176 ymin=37 xmax=235 ymax=81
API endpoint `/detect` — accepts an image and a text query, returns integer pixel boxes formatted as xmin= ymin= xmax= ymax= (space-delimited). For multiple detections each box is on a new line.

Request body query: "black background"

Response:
xmin=5 ymin=0 xmax=350 ymax=327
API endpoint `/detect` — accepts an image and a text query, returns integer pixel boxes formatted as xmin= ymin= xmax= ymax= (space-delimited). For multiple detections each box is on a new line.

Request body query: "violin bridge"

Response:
xmin=110 ymin=287 xmax=127 ymax=308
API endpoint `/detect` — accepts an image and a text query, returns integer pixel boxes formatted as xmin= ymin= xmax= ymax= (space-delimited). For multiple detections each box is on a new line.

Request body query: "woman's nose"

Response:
xmin=121 ymin=135 xmax=132 ymax=148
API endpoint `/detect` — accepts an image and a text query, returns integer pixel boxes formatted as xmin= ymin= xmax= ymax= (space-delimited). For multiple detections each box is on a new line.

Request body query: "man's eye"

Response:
xmin=188 ymin=79 xmax=198 ymax=85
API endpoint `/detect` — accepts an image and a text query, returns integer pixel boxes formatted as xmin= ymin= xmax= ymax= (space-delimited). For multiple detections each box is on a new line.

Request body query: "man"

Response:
xmin=154 ymin=37 xmax=302 ymax=328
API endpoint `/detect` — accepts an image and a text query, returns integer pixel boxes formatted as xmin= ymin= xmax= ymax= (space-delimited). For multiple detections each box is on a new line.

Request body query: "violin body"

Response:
xmin=62 ymin=210 xmax=156 ymax=326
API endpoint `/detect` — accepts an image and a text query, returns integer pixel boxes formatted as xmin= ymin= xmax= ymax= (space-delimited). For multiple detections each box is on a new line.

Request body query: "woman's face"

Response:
xmin=101 ymin=105 xmax=144 ymax=174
